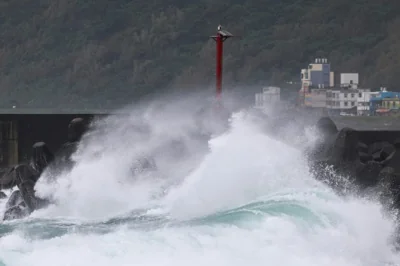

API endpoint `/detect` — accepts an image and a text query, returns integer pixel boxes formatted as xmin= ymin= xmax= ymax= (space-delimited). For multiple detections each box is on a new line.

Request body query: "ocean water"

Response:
xmin=0 ymin=96 xmax=399 ymax=266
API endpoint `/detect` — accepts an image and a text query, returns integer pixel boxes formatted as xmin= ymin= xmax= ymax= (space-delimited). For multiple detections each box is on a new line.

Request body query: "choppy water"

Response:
xmin=0 ymin=96 xmax=399 ymax=266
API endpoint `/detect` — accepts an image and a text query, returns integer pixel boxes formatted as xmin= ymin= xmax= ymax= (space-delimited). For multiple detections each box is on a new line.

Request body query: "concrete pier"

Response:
xmin=0 ymin=108 xmax=112 ymax=168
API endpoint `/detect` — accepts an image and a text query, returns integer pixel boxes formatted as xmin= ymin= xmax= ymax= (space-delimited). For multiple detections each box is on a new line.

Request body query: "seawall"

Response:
xmin=307 ymin=116 xmax=400 ymax=222
xmin=332 ymin=116 xmax=400 ymax=131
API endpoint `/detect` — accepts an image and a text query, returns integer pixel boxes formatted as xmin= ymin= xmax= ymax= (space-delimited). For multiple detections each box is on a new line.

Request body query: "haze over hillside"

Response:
xmin=0 ymin=0 xmax=399 ymax=108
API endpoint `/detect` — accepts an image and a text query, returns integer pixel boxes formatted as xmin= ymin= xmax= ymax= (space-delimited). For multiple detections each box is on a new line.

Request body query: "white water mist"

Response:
xmin=0 ymin=92 xmax=398 ymax=266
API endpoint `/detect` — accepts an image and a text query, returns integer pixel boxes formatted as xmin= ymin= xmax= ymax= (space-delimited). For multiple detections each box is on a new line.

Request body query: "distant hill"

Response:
xmin=0 ymin=0 xmax=399 ymax=108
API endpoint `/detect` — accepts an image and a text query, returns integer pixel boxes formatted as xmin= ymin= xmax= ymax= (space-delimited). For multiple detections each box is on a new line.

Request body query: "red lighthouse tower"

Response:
xmin=210 ymin=25 xmax=234 ymax=100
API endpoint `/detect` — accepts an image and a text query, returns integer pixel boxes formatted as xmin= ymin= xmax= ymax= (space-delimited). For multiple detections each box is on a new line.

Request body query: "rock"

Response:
xmin=31 ymin=141 xmax=55 ymax=174
xmin=0 ymin=141 xmax=54 ymax=191
xmin=367 ymin=142 xmax=395 ymax=162
xmin=16 ymin=170 xmax=49 ymax=213
xmin=25 ymin=142 xmax=53 ymax=209
xmin=307 ymin=127 xmax=362 ymax=194
xmin=3 ymin=203 xmax=29 ymax=221
xmin=67 ymin=117 xmax=89 ymax=143
xmin=306 ymin=117 xmax=339 ymax=162
xmin=0 ymin=167 xmax=18 ymax=190
xmin=0 ymin=142 xmax=54 ymax=220
xmin=0 ymin=120 xmax=88 ymax=221
xmin=376 ymin=139 xmax=400 ymax=210
xmin=377 ymin=167 xmax=400 ymax=209
xmin=307 ymin=118 xmax=400 ymax=245
xmin=326 ymin=127 xmax=360 ymax=169
xmin=0 ymin=191 xmax=6 ymax=199
xmin=371 ymin=151 xmax=382 ymax=161
xmin=382 ymin=142 xmax=400 ymax=172
xmin=49 ymin=117 xmax=89 ymax=174
xmin=394 ymin=138 xmax=400 ymax=149
xmin=315 ymin=116 xmax=338 ymax=136
xmin=355 ymin=161 xmax=383 ymax=188
xmin=381 ymin=145 xmax=395 ymax=159
xmin=5 ymin=190 xmax=24 ymax=209
xmin=368 ymin=141 xmax=392 ymax=155
xmin=3 ymin=191 xmax=29 ymax=221
xmin=357 ymin=142 xmax=369 ymax=153
xmin=358 ymin=152 xmax=372 ymax=163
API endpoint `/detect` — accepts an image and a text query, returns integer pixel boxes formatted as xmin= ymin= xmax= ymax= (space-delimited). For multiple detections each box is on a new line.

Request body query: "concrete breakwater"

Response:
xmin=307 ymin=116 xmax=400 ymax=217
xmin=332 ymin=116 xmax=400 ymax=131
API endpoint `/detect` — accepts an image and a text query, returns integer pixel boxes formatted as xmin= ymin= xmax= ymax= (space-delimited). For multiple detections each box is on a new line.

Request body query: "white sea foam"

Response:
xmin=0 ymin=93 xmax=398 ymax=266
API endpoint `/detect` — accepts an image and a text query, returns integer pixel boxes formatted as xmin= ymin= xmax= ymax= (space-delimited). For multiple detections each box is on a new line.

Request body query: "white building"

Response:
xmin=255 ymin=86 xmax=280 ymax=109
xmin=299 ymin=62 xmax=374 ymax=115
xmin=340 ymin=73 xmax=359 ymax=89
xmin=326 ymin=87 xmax=377 ymax=115
xmin=326 ymin=89 xmax=358 ymax=113
xmin=325 ymin=72 xmax=377 ymax=115
xmin=357 ymin=89 xmax=379 ymax=115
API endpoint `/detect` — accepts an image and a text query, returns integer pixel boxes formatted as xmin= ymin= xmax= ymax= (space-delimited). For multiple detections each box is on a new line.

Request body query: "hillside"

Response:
xmin=0 ymin=0 xmax=399 ymax=108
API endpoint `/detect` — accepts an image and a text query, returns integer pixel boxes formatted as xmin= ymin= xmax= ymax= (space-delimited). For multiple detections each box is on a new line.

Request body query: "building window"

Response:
xmin=351 ymin=102 xmax=355 ymax=106
xmin=344 ymin=102 xmax=348 ymax=106
xmin=344 ymin=93 xmax=348 ymax=98
xmin=351 ymin=93 xmax=354 ymax=98
xmin=359 ymin=93 xmax=362 ymax=97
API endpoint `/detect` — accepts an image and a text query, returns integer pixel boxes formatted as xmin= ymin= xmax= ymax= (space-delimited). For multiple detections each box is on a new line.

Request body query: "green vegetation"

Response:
xmin=0 ymin=0 xmax=399 ymax=108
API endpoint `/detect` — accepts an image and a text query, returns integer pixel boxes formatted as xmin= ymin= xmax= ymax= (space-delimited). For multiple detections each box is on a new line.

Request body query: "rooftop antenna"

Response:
xmin=210 ymin=25 xmax=234 ymax=100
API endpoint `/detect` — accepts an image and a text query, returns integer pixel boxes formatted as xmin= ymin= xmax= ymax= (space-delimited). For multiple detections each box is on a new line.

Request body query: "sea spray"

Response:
xmin=0 ymin=93 xmax=398 ymax=266
xmin=162 ymin=111 xmax=319 ymax=220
